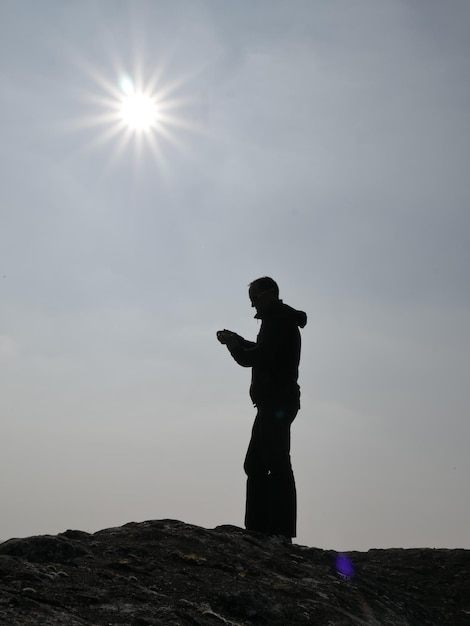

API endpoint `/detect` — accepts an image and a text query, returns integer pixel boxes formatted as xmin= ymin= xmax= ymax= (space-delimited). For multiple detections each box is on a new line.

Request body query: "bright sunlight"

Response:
xmin=120 ymin=93 xmax=159 ymax=130
xmin=119 ymin=77 xmax=159 ymax=131
xmin=73 ymin=52 xmax=200 ymax=175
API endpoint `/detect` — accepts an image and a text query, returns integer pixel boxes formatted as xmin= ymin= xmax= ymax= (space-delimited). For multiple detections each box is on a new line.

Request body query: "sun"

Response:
xmin=120 ymin=92 xmax=159 ymax=130
xmin=69 ymin=53 xmax=201 ymax=176
xmin=118 ymin=76 xmax=159 ymax=131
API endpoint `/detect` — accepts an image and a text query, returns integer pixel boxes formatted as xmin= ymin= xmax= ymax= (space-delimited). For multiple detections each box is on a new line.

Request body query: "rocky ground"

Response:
xmin=0 ymin=519 xmax=469 ymax=625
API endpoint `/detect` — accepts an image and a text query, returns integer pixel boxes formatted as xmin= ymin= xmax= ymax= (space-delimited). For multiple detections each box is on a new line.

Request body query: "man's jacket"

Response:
xmin=228 ymin=300 xmax=307 ymax=409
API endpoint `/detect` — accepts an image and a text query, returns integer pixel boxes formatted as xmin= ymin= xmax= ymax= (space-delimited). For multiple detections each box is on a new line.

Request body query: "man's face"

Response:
xmin=249 ymin=286 xmax=276 ymax=313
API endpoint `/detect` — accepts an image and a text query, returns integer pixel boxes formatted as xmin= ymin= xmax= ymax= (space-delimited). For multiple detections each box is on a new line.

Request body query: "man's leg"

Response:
xmin=243 ymin=411 xmax=270 ymax=534
xmin=260 ymin=405 xmax=298 ymax=539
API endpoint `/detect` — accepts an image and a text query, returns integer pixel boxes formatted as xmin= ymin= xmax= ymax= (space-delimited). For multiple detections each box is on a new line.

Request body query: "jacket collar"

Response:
xmin=254 ymin=298 xmax=282 ymax=320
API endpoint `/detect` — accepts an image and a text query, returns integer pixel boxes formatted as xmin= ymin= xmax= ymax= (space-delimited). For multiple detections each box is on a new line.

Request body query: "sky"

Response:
xmin=1 ymin=0 xmax=469 ymax=551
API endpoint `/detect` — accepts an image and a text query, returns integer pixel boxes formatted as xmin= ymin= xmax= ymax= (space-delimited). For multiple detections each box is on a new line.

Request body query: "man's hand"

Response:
xmin=216 ymin=329 xmax=240 ymax=348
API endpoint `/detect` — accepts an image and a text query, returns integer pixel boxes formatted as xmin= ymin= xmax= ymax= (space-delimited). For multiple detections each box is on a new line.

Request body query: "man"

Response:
xmin=217 ymin=277 xmax=307 ymax=543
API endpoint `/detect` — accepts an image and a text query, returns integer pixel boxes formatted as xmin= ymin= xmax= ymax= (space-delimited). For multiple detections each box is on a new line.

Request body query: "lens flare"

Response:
xmin=68 ymin=48 xmax=201 ymax=176
xmin=120 ymin=75 xmax=134 ymax=96
xmin=335 ymin=553 xmax=354 ymax=578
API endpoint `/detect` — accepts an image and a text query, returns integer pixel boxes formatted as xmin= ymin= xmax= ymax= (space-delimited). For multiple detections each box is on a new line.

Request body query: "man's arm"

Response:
xmin=217 ymin=329 xmax=256 ymax=366
xmin=227 ymin=319 xmax=287 ymax=368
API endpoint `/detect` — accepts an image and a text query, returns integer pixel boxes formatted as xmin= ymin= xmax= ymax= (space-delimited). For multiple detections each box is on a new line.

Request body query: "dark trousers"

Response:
xmin=243 ymin=403 xmax=298 ymax=538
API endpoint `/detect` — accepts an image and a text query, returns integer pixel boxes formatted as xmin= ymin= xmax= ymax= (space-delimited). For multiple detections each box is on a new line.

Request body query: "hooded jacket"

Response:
xmin=228 ymin=299 xmax=307 ymax=409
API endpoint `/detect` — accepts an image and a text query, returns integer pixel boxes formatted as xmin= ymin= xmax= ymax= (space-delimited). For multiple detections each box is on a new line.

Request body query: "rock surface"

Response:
xmin=0 ymin=519 xmax=469 ymax=625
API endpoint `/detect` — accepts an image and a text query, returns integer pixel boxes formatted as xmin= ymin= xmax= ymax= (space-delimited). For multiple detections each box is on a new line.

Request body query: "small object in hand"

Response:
xmin=217 ymin=329 xmax=233 ymax=344
xmin=217 ymin=330 xmax=226 ymax=343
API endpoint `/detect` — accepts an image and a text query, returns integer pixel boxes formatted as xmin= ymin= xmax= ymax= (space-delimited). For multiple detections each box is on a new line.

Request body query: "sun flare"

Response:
xmin=120 ymin=92 xmax=159 ymax=130
xmin=72 ymin=55 xmax=200 ymax=175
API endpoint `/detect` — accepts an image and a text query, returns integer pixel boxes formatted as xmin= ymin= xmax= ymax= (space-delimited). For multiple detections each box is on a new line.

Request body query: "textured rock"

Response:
xmin=0 ymin=519 xmax=468 ymax=625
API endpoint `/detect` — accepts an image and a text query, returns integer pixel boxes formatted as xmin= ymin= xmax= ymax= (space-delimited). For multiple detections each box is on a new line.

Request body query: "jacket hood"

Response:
xmin=280 ymin=301 xmax=307 ymax=328
xmin=255 ymin=299 xmax=307 ymax=328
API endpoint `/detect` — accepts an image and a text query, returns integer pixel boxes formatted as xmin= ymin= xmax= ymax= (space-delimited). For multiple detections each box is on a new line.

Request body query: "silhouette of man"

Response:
xmin=217 ymin=277 xmax=307 ymax=543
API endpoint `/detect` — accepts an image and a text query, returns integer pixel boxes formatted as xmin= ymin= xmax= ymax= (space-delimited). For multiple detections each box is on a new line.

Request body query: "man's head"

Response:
xmin=248 ymin=276 xmax=279 ymax=313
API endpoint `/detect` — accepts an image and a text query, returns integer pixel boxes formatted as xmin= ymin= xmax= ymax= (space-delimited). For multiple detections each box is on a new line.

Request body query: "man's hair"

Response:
xmin=249 ymin=276 xmax=279 ymax=298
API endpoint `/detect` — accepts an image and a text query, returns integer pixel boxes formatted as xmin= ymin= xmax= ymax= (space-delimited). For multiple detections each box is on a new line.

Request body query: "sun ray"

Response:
xmin=57 ymin=18 xmax=212 ymax=182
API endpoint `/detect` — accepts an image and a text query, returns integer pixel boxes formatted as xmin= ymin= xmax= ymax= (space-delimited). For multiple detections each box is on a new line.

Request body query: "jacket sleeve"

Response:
xmin=226 ymin=333 xmax=256 ymax=366
xmin=228 ymin=319 xmax=285 ymax=367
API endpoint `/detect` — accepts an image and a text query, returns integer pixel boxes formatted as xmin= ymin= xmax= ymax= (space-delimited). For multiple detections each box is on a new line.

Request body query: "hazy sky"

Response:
xmin=1 ymin=0 xmax=469 ymax=551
